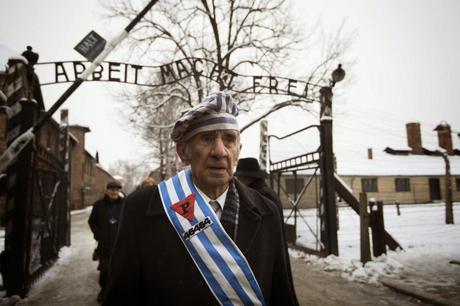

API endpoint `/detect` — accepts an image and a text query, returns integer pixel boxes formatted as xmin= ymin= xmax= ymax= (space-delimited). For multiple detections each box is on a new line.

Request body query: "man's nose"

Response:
xmin=211 ymin=135 xmax=228 ymax=157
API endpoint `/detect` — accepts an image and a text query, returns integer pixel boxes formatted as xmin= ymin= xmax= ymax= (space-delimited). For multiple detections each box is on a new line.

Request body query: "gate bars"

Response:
xmin=268 ymin=124 xmax=327 ymax=255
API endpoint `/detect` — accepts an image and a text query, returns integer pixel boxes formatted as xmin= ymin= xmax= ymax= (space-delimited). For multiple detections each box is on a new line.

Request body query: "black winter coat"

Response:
xmin=103 ymin=180 xmax=298 ymax=306
xmin=247 ymin=178 xmax=283 ymax=216
xmin=245 ymin=178 xmax=297 ymax=300
xmin=88 ymin=195 xmax=123 ymax=262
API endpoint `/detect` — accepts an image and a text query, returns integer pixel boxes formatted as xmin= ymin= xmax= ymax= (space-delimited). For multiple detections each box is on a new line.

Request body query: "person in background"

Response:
xmin=141 ymin=177 xmax=156 ymax=188
xmin=103 ymin=92 xmax=298 ymax=305
xmin=88 ymin=180 xmax=124 ymax=303
xmin=235 ymin=157 xmax=296 ymax=292
xmin=234 ymin=157 xmax=283 ymax=215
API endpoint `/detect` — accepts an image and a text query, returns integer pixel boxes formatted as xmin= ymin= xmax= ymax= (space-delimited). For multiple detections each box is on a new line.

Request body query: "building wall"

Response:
xmin=68 ymin=127 xmax=87 ymax=210
xmin=68 ymin=125 xmax=115 ymax=210
xmin=270 ymin=173 xmax=321 ymax=209
xmin=270 ymin=173 xmax=460 ymax=209
xmin=341 ymin=175 xmax=460 ymax=204
xmin=83 ymin=157 xmax=114 ymax=206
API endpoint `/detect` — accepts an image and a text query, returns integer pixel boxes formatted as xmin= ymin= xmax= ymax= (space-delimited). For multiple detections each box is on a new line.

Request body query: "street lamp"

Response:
xmin=320 ymin=64 xmax=346 ymax=117
xmin=331 ymin=64 xmax=346 ymax=88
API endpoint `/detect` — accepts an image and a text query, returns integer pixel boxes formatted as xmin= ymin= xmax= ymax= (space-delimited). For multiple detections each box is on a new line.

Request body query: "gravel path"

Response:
xmin=291 ymin=257 xmax=430 ymax=306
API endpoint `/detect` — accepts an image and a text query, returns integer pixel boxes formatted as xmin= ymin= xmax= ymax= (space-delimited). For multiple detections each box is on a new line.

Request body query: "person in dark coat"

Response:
xmin=103 ymin=92 xmax=298 ymax=306
xmin=235 ymin=157 xmax=296 ymax=295
xmin=88 ymin=180 xmax=124 ymax=303
xmin=235 ymin=157 xmax=283 ymax=215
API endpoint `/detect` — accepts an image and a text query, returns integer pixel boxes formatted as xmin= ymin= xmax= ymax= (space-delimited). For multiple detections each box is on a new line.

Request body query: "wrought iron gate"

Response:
xmin=268 ymin=124 xmax=326 ymax=256
xmin=1 ymin=59 xmax=70 ymax=297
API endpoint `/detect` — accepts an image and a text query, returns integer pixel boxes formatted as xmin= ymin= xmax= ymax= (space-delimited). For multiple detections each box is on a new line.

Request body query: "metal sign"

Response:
xmin=35 ymin=58 xmax=322 ymax=100
xmin=74 ymin=30 xmax=107 ymax=62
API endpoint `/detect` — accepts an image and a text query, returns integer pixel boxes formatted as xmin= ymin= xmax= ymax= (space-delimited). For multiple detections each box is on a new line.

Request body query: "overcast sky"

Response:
xmin=1 ymin=0 xmax=459 ymax=170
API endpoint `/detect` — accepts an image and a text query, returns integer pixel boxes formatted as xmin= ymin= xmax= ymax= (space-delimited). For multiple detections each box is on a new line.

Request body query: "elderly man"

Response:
xmin=103 ymin=92 xmax=298 ymax=306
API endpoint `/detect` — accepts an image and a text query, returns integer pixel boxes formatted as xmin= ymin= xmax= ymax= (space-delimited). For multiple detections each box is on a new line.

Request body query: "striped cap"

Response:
xmin=171 ymin=92 xmax=239 ymax=142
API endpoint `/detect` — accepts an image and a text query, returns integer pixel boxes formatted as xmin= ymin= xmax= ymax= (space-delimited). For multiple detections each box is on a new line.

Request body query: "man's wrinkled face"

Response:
xmin=106 ymin=187 xmax=121 ymax=200
xmin=177 ymin=130 xmax=241 ymax=194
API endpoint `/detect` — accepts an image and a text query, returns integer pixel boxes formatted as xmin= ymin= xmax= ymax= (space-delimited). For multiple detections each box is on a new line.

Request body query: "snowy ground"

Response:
xmin=288 ymin=202 xmax=460 ymax=302
xmin=1 ymin=203 xmax=459 ymax=304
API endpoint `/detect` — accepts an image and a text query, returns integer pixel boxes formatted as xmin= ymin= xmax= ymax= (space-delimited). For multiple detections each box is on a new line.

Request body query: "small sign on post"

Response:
xmin=74 ymin=31 xmax=107 ymax=62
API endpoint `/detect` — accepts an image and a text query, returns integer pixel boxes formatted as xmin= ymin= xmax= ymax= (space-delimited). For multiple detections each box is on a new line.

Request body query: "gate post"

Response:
xmin=59 ymin=109 xmax=72 ymax=246
xmin=441 ymin=153 xmax=454 ymax=224
xmin=359 ymin=193 xmax=371 ymax=263
xmin=4 ymin=97 xmax=38 ymax=296
xmin=259 ymin=119 xmax=268 ymax=171
xmin=319 ymin=64 xmax=345 ymax=256
xmin=369 ymin=200 xmax=387 ymax=257
xmin=319 ymin=85 xmax=338 ymax=256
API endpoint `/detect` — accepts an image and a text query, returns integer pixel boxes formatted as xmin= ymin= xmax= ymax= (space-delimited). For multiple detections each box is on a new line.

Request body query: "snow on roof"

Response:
xmin=0 ymin=44 xmax=28 ymax=74
xmin=336 ymin=149 xmax=460 ymax=176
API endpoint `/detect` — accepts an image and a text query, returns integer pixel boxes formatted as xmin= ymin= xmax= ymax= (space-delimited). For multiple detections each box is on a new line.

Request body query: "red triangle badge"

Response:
xmin=171 ymin=193 xmax=196 ymax=221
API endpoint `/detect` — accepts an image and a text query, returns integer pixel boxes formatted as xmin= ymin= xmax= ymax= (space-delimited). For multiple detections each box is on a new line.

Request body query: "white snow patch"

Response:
xmin=58 ymin=246 xmax=73 ymax=263
xmin=288 ymin=202 xmax=460 ymax=287
xmin=70 ymin=206 xmax=93 ymax=215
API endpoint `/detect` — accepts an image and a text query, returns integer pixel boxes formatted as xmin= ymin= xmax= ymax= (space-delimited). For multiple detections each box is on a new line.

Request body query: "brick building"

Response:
xmin=66 ymin=124 xmax=116 ymax=210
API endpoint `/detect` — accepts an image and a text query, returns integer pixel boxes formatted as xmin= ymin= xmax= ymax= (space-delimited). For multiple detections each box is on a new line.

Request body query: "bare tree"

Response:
xmin=126 ymin=80 xmax=187 ymax=177
xmin=108 ymin=159 xmax=151 ymax=193
xmin=103 ymin=0 xmax=350 ymax=176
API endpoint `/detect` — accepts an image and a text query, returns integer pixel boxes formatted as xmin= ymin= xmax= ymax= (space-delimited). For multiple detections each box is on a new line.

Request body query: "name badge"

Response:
xmin=183 ymin=217 xmax=213 ymax=240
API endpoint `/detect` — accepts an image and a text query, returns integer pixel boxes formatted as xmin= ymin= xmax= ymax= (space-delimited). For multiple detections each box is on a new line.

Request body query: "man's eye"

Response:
xmin=223 ymin=134 xmax=237 ymax=144
xmin=200 ymin=133 xmax=214 ymax=142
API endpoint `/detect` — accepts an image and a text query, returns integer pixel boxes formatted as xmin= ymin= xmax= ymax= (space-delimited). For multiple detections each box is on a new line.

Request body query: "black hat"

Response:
xmin=106 ymin=180 xmax=122 ymax=189
xmin=234 ymin=158 xmax=266 ymax=179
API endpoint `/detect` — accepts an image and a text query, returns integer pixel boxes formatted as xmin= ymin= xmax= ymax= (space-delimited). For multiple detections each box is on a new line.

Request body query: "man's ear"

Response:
xmin=176 ymin=142 xmax=190 ymax=163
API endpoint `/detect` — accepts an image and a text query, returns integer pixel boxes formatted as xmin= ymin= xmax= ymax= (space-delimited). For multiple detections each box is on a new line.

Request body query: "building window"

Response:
xmin=285 ymin=178 xmax=305 ymax=194
xmin=456 ymin=178 xmax=460 ymax=191
xmin=361 ymin=178 xmax=378 ymax=192
xmin=395 ymin=178 xmax=411 ymax=192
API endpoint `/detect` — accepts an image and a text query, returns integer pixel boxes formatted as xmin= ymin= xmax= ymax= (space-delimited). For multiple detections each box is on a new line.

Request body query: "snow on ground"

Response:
xmin=289 ymin=202 xmax=460 ymax=291
xmin=1 ymin=202 xmax=459 ymax=302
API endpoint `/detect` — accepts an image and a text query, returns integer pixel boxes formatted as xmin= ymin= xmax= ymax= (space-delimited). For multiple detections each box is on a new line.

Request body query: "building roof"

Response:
xmin=279 ymin=122 xmax=460 ymax=177
xmin=336 ymin=148 xmax=460 ymax=176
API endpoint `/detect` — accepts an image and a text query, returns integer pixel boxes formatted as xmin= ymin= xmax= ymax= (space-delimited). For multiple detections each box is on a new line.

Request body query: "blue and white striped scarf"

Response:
xmin=159 ymin=169 xmax=265 ymax=306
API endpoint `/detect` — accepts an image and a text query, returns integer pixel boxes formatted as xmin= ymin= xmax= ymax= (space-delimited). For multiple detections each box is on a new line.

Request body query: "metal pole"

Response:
xmin=319 ymin=85 xmax=338 ymax=256
xmin=259 ymin=119 xmax=268 ymax=172
xmin=293 ymin=170 xmax=298 ymax=232
xmin=441 ymin=152 xmax=454 ymax=224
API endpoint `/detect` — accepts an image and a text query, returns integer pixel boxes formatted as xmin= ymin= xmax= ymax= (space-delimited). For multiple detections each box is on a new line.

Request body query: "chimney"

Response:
xmin=406 ymin=122 xmax=423 ymax=154
xmin=367 ymin=148 xmax=373 ymax=160
xmin=434 ymin=121 xmax=453 ymax=155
